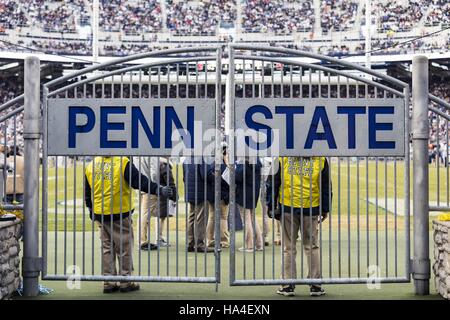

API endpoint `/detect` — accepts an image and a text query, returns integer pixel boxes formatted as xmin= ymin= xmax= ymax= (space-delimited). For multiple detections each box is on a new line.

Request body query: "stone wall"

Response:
xmin=0 ymin=219 xmax=22 ymax=300
xmin=433 ymin=220 xmax=450 ymax=300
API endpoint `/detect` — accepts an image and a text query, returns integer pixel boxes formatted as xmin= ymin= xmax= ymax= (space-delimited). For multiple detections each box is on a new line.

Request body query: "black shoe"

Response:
xmin=264 ymin=241 xmax=270 ymax=246
xmin=103 ymin=284 xmax=120 ymax=294
xmin=140 ymin=242 xmax=158 ymax=251
xmin=188 ymin=246 xmax=214 ymax=253
xmin=310 ymin=285 xmax=325 ymax=297
xmin=120 ymin=283 xmax=140 ymax=293
xmin=277 ymin=285 xmax=295 ymax=297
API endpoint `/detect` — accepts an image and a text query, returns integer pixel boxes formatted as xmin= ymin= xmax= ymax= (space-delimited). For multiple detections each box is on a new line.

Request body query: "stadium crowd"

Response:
xmin=242 ymin=0 xmax=314 ymax=33
xmin=321 ymin=0 xmax=358 ymax=32
xmin=166 ymin=0 xmax=236 ymax=35
xmin=100 ymin=0 xmax=162 ymax=33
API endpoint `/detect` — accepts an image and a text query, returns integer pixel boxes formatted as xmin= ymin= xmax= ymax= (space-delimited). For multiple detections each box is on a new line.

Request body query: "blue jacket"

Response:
xmin=235 ymin=159 xmax=262 ymax=209
xmin=200 ymin=162 xmax=230 ymax=204
xmin=183 ymin=159 xmax=206 ymax=205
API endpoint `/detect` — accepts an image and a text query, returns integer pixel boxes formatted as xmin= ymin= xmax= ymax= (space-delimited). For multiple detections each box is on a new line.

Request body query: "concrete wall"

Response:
xmin=0 ymin=218 xmax=22 ymax=300
xmin=433 ymin=220 xmax=450 ymax=300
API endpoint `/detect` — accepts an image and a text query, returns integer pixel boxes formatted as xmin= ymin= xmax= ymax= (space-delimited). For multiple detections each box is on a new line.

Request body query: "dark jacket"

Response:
xmin=235 ymin=159 xmax=262 ymax=209
xmin=153 ymin=161 xmax=176 ymax=218
xmin=183 ymin=158 xmax=205 ymax=205
xmin=265 ymin=157 xmax=331 ymax=217
xmin=200 ymin=162 xmax=230 ymax=204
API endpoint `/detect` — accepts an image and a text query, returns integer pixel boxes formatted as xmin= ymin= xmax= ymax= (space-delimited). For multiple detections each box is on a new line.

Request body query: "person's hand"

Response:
xmin=160 ymin=186 xmax=174 ymax=199
xmin=319 ymin=212 xmax=328 ymax=223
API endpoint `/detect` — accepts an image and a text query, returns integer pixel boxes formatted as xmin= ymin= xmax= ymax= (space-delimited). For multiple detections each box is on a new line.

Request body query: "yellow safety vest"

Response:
xmin=85 ymin=156 xmax=134 ymax=215
xmin=278 ymin=157 xmax=325 ymax=208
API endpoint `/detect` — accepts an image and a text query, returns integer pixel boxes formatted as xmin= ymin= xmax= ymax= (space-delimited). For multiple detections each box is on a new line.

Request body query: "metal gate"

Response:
xmin=227 ymin=44 xmax=411 ymax=286
xmin=39 ymin=47 xmax=224 ymax=284
xmin=3 ymin=46 xmax=443 ymax=296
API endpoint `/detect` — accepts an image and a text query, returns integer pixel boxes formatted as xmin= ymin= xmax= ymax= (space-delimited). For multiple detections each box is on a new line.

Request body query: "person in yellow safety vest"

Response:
xmin=84 ymin=156 xmax=174 ymax=294
xmin=266 ymin=156 xmax=331 ymax=297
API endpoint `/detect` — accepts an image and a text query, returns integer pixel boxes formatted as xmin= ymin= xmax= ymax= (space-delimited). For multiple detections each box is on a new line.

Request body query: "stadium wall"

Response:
xmin=0 ymin=219 xmax=22 ymax=300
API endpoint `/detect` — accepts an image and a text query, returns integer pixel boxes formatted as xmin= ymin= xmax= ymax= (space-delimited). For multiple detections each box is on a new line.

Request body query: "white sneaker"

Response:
xmin=238 ymin=247 xmax=254 ymax=253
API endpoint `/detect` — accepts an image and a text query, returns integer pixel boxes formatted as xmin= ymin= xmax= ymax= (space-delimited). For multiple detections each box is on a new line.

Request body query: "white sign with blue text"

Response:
xmin=234 ymin=98 xmax=405 ymax=156
xmin=47 ymin=99 xmax=216 ymax=156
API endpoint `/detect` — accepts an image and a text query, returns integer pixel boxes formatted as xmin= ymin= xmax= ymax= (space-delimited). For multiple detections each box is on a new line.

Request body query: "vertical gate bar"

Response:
xmin=412 ymin=56 xmax=430 ymax=295
xmin=376 ymin=157 xmax=379 ymax=268
xmin=166 ymin=158 xmax=170 ymax=276
xmin=129 ymin=156 xmax=133 ymax=278
xmin=13 ymin=115 xmax=16 ymax=201
xmin=91 ymin=159 xmax=95 ymax=274
xmin=176 ymin=162 xmax=179 ymax=277
xmin=64 ymin=157 xmax=67 ymax=274
xmin=290 ymin=160 xmax=294 ymax=282
xmin=404 ymin=85 xmax=411 ymax=283
xmin=157 ymin=156 xmax=161 ymax=276
xmin=319 ymin=158 xmax=323 ymax=279
xmin=147 ymin=157 xmax=151 ymax=276
xmin=23 ymin=56 xmax=40 ymax=296
xmin=357 ymin=155 xmax=360 ymax=277
xmin=437 ymin=116 xmax=440 ymax=206
xmin=394 ymin=157 xmax=398 ymax=277
xmin=243 ymin=152 xmax=246 ymax=279
xmin=82 ymin=158 xmax=86 ymax=275
xmin=338 ymin=156 xmax=341 ymax=277
xmin=309 ymin=159 xmax=313 ymax=282
xmin=55 ymin=157 xmax=58 ymax=275
xmin=203 ymin=157 xmax=207 ymax=277
xmin=119 ymin=157 xmax=123 ymax=278
xmin=73 ymin=154 xmax=77 ymax=270
xmin=328 ymin=156 xmax=332 ymax=278
xmin=228 ymin=45 xmax=236 ymax=284
xmin=347 ymin=157 xmax=351 ymax=277
xmin=214 ymin=47 xmax=222 ymax=287
xmin=300 ymin=158 xmax=303 ymax=278
xmin=281 ymin=157 xmax=286 ymax=279
xmin=138 ymin=158 xmax=142 ymax=276
xmin=42 ymin=86 xmax=49 ymax=278
xmin=366 ymin=157 xmax=369 ymax=270
xmin=185 ymin=155 xmax=188 ymax=277
xmin=252 ymin=163 xmax=256 ymax=280
xmin=385 ymin=157 xmax=388 ymax=277
xmin=271 ymin=160 xmax=275 ymax=279
xmin=445 ymin=120 xmax=450 ymax=207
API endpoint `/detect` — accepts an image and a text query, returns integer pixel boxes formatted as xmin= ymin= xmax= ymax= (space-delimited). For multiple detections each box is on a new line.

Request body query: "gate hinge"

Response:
xmin=22 ymin=256 xmax=43 ymax=278
xmin=410 ymin=258 xmax=431 ymax=280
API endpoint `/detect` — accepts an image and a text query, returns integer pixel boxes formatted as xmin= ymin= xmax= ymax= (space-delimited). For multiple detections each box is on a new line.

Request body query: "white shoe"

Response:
xmin=238 ymin=247 xmax=254 ymax=253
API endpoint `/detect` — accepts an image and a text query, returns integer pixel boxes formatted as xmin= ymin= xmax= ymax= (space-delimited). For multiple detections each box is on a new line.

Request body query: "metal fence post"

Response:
xmin=412 ymin=55 xmax=430 ymax=295
xmin=22 ymin=56 xmax=41 ymax=297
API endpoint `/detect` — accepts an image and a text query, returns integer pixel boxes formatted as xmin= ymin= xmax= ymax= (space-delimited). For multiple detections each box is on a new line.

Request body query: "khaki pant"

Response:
xmin=100 ymin=216 xmax=134 ymax=288
xmin=139 ymin=193 xmax=158 ymax=245
xmin=139 ymin=193 xmax=168 ymax=244
xmin=281 ymin=213 xmax=320 ymax=280
xmin=238 ymin=205 xmax=263 ymax=250
xmin=206 ymin=200 xmax=229 ymax=247
xmin=188 ymin=202 xmax=207 ymax=248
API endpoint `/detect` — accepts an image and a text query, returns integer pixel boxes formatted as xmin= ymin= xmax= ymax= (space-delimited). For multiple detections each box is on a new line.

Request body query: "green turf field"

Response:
xmin=18 ymin=159 xmax=444 ymax=300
